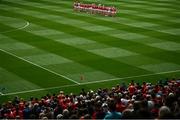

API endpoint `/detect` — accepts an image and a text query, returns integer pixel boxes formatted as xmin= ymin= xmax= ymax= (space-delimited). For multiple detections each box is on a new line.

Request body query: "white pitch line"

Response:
xmin=0 ymin=21 xmax=30 ymax=33
xmin=80 ymin=69 xmax=180 ymax=85
xmin=0 ymin=49 xmax=80 ymax=84
xmin=3 ymin=84 xmax=78 ymax=96
xmin=1 ymin=69 xmax=180 ymax=96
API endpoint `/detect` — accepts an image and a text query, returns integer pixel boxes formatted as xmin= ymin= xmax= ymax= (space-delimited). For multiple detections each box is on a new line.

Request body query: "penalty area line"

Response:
xmin=1 ymin=69 xmax=180 ymax=96
xmin=0 ymin=49 xmax=80 ymax=85
xmin=0 ymin=21 xmax=30 ymax=33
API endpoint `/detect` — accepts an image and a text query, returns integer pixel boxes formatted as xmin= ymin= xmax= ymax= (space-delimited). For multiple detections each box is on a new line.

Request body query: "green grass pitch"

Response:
xmin=0 ymin=0 xmax=180 ymax=102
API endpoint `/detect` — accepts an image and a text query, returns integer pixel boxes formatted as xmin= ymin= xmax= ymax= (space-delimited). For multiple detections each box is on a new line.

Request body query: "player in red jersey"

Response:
xmin=111 ymin=7 xmax=117 ymax=17
xmin=73 ymin=2 xmax=117 ymax=17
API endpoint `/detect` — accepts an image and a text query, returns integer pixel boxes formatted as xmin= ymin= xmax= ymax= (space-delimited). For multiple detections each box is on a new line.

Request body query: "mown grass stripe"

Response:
xmin=1 ymin=0 xmax=174 ymax=28
xmin=46 ymin=0 xmax=180 ymax=9
xmin=120 ymin=0 xmax=180 ymax=9
xmin=0 ymin=48 xmax=75 ymax=88
xmin=0 ymin=49 xmax=80 ymax=84
xmin=4 ymin=0 xmax=180 ymax=42
xmin=3 ymin=68 xmax=180 ymax=96
xmin=0 ymin=1 xmax=179 ymax=45
xmin=0 ymin=67 xmax=42 ymax=93
xmin=21 ymin=0 xmax=180 ymax=27
xmin=47 ymin=0 xmax=180 ymax=19
xmin=0 ymin=0 xmax=179 ymax=102
xmin=0 ymin=21 xmax=152 ymax=77
xmin=0 ymin=0 xmax=179 ymax=74
xmin=0 ymin=8 xmax=180 ymax=66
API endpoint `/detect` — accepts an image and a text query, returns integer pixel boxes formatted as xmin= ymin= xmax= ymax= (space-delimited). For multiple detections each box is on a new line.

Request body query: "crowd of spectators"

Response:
xmin=0 ymin=78 xmax=180 ymax=119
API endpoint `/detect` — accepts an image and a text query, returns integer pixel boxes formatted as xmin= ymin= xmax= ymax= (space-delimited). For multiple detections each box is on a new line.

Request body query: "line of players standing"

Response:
xmin=74 ymin=2 xmax=117 ymax=17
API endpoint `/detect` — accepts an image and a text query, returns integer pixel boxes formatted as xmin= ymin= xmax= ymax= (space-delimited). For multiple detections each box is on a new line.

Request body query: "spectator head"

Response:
xmin=56 ymin=114 xmax=63 ymax=119
xmin=158 ymin=106 xmax=173 ymax=119
xmin=127 ymin=103 xmax=133 ymax=110
xmin=148 ymin=100 xmax=154 ymax=110
xmin=42 ymin=117 xmax=48 ymax=120
xmin=60 ymin=91 xmax=64 ymax=94
xmin=39 ymin=113 xmax=45 ymax=119
xmin=84 ymin=114 xmax=91 ymax=119
xmin=133 ymin=101 xmax=141 ymax=111
xmin=108 ymin=99 xmax=116 ymax=112
xmin=62 ymin=109 xmax=69 ymax=119
xmin=102 ymin=103 xmax=108 ymax=112
xmin=122 ymin=109 xmax=133 ymax=119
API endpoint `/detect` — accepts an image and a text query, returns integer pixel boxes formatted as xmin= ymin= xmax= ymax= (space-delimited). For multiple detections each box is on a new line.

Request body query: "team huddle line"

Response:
xmin=73 ymin=2 xmax=117 ymax=17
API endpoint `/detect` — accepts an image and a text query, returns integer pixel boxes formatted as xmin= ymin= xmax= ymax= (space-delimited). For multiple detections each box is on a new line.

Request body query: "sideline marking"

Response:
xmin=81 ymin=69 xmax=180 ymax=85
xmin=0 ymin=21 xmax=29 ymax=33
xmin=1 ymin=69 xmax=180 ymax=96
xmin=0 ymin=49 xmax=80 ymax=85
xmin=3 ymin=84 xmax=77 ymax=96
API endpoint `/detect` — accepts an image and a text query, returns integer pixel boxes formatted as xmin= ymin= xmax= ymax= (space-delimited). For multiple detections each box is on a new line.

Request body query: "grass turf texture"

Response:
xmin=0 ymin=0 xmax=180 ymax=103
